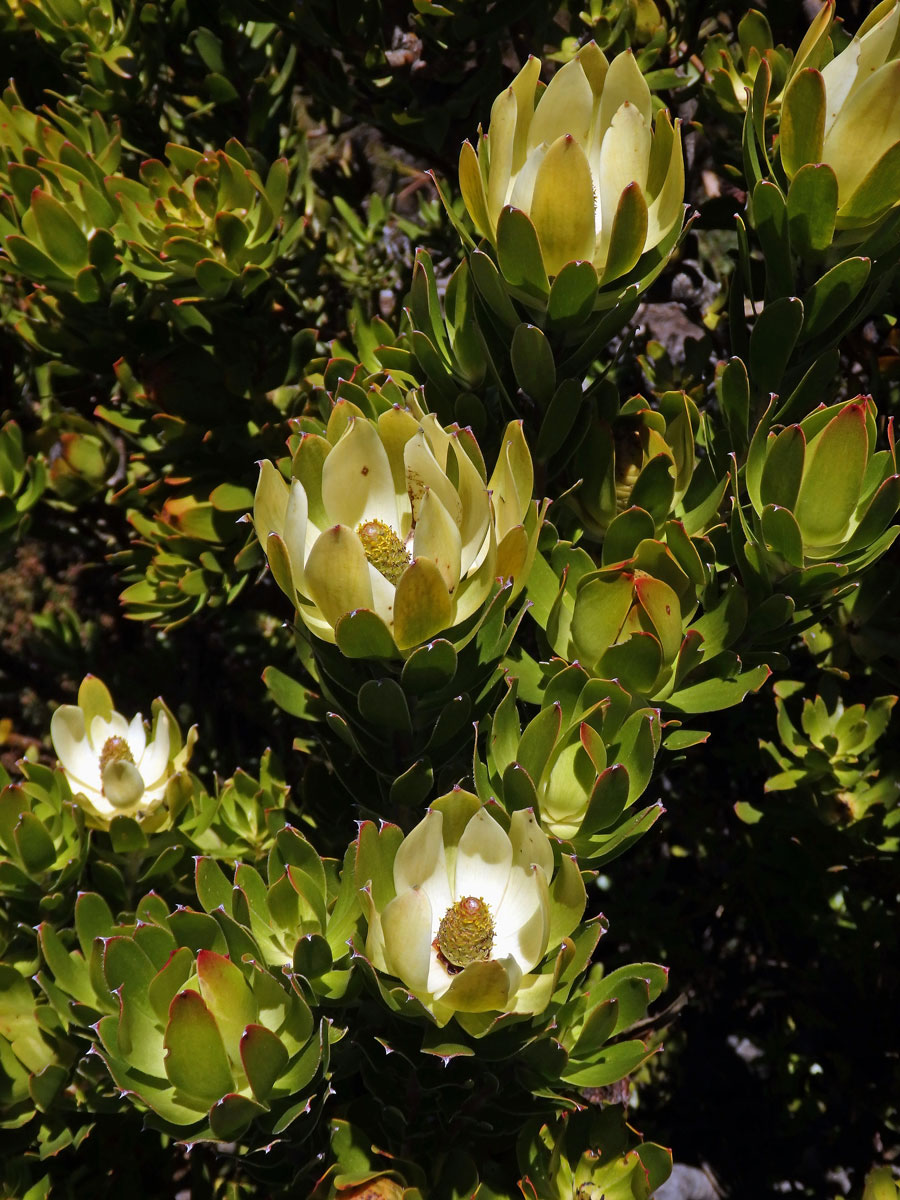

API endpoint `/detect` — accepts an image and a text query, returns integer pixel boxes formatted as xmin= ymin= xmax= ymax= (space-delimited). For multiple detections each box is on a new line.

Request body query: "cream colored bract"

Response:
xmin=50 ymin=675 xmax=193 ymax=828
xmin=361 ymin=793 xmax=587 ymax=1026
xmin=253 ymin=400 xmax=538 ymax=653
xmin=459 ymin=43 xmax=684 ymax=279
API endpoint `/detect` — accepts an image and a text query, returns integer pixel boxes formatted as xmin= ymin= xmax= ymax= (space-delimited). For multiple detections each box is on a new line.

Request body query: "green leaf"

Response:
xmin=164 ymin=989 xmax=234 ymax=1103
xmin=561 ymin=1038 xmax=656 ymax=1086
xmin=496 ymin=207 xmax=550 ymax=299
xmin=666 ymin=658 xmax=770 ymax=713
xmin=787 ymin=163 xmax=838 ymax=257
xmin=794 ymin=402 xmax=867 ymax=547
xmin=536 ymin=379 xmax=584 ymax=463
xmin=759 ymin=425 xmax=805 ymax=509
xmin=195 ymin=257 xmax=239 ymax=297
xmin=547 ymin=260 xmax=600 ymax=329
xmin=571 ymin=575 xmax=635 ymax=666
xmin=800 ymin=256 xmax=870 ymax=340
xmin=30 ymin=189 xmax=89 ymax=272
xmin=749 ymin=296 xmax=804 ymax=395
xmin=510 ymin=324 xmax=556 ymax=409
xmin=262 ymin=665 xmax=319 ymax=720
xmin=209 ymin=1093 xmax=265 ymax=1139
xmin=13 ymin=812 xmax=56 ymax=872
xmin=240 ymin=1023 xmax=289 ymax=1102
xmin=752 ymin=181 xmax=793 ymax=299
xmin=761 ymin=505 xmax=805 ymax=567
xmin=780 ymin=69 xmax=825 ymax=178
xmin=4 ymin=234 xmax=72 ymax=282
xmin=601 ymin=182 xmax=649 ymax=284
xmin=389 ymin=757 xmax=434 ymax=808
xmin=400 ymin=638 xmax=458 ymax=695
xmin=74 ymin=892 xmax=115 ymax=958
xmin=467 ymin=250 xmax=520 ymax=330
xmin=501 ymin=761 xmax=539 ymax=812
xmin=717 ymin=357 xmax=750 ymax=454
xmin=334 ymin=609 xmax=396 ymax=659
xmin=196 ymin=857 xmax=234 ymax=915
xmin=357 ymin=678 xmax=413 ymax=734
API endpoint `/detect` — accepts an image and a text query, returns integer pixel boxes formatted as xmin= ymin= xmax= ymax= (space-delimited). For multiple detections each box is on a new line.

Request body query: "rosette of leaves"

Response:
xmin=569 ymin=391 xmax=698 ymax=540
xmin=0 ymin=759 xmax=88 ymax=922
xmin=0 ymin=420 xmax=47 ymax=548
xmin=0 ymin=85 xmax=298 ymax=308
xmin=0 ymin=964 xmax=75 ymax=1130
xmin=309 ymin=1118 xmax=426 ymax=1199
xmin=568 ymin=0 xmax=670 ymax=62
xmin=776 ymin=0 xmax=900 ymax=241
xmin=531 ymin=523 xmax=771 ymax=713
xmin=736 ymin=397 xmax=900 ymax=606
xmin=734 ymin=4 xmax=900 ymax=409
xmin=544 ymin=958 xmax=668 ymax=1096
xmin=37 ymin=411 xmax=118 ymax=504
xmin=517 ymin=1104 xmax=672 ymax=1199
xmin=193 ymin=825 xmax=361 ymax=1004
xmin=35 ymin=889 xmax=328 ymax=1139
xmin=758 ymin=680 xmax=898 ymax=826
xmin=474 ymin=665 xmax=664 ymax=863
xmin=16 ymin=0 xmax=142 ymax=111
xmin=184 ymin=749 xmax=291 ymax=867
xmin=113 ymin=481 xmax=261 ymax=627
xmin=702 ymin=9 xmax=793 ymax=116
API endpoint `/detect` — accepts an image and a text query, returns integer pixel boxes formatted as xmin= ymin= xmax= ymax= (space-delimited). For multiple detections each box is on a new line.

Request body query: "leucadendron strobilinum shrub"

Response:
xmin=3 ymin=2 xmax=900 ymax=1197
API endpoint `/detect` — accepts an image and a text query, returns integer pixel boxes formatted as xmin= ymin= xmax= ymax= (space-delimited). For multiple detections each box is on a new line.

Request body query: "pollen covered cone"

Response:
xmin=361 ymin=790 xmax=587 ymax=1027
xmin=253 ymin=397 xmax=540 ymax=654
xmin=459 ymin=42 xmax=685 ymax=282
xmin=781 ymin=0 xmax=900 ymax=233
xmin=49 ymin=674 xmax=195 ymax=829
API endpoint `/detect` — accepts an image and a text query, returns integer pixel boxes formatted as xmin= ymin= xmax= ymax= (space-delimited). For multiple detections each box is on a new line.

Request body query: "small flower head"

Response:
xmin=50 ymin=675 xmax=195 ymax=828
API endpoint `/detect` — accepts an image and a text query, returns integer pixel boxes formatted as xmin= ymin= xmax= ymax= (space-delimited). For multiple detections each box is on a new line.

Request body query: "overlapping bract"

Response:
xmin=475 ymin=668 xmax=663 ymax=859
xmin=459 ymin=43 xmax=684 ymax=280
xmin=254 ymin=399 xmax=539 ymax=652
xmin=743 ymin=397 xmax=900 ymax=591
xmin=781 ymin=0 xmax=900 ymax=234
xmin=49 ymin=675 xmax=195 ymax=828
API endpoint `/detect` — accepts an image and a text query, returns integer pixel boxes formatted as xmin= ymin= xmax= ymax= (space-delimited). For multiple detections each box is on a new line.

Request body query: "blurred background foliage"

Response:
xmin=1 ymin=0 xmax=899 ymax=1196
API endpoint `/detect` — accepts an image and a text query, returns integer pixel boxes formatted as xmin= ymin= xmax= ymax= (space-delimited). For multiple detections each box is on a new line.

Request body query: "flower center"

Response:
xmin=435 ymin=895 xmax=494 ymax=970
xmin=356 ymin=518 xmax=410 ymax=585
xmin=99 ymin=735 xmax=135 ymax=775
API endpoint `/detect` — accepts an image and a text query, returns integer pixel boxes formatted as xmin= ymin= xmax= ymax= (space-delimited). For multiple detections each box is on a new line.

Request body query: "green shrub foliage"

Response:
xmin=1 ymin=1 xmax=899 ymax=1197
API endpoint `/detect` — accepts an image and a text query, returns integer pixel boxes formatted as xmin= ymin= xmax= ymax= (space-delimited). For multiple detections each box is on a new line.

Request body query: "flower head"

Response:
xmin=459 ymin=43 xmax=684 ymax=280
xmin=362 ymin=792 xmax=586 ymax=1025
xmin=50 ymin=675 xmax=195 ymax=827
xmin=254 ymin=399 xmax=538 ymax=653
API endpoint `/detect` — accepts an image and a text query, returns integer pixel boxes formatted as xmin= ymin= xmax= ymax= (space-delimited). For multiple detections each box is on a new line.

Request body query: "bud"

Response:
xmin=459 ymin=44 xmax=684 ymax=282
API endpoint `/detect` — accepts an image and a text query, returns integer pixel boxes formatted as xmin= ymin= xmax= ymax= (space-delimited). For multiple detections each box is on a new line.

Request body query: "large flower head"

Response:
xmin=781 ymin=0 xmax=900 ymax=232
xmin=254 ymin=398 xmax=538 ymax=653
xmin=459 ymin=43 xmax=684 ymax=280
xmin=362 ymin=791 xmax=586 ymax=1025
xmin=50 ymin=675 xmax=195 ymax=828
